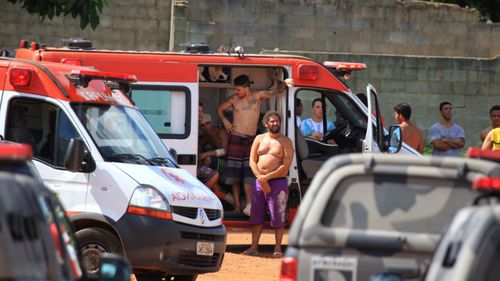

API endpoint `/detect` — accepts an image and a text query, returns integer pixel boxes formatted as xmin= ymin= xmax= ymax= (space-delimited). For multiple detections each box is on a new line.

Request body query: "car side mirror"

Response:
xmin=95 ymin=253 xmax=132 ymax=281
xmin=386 ymin=125 xmax=402 ymax=154
xmin=64 ymin=138 xmax=95 ymax=172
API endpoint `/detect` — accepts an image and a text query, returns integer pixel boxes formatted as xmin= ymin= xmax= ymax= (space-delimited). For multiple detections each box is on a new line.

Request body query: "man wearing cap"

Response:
xmin=217 ymin=75 xmax=292 ymax=215
xmin=199 ymin=114 xmax=229 ymax=175
xmin=197 ymin=114 xmax=233 ymax=205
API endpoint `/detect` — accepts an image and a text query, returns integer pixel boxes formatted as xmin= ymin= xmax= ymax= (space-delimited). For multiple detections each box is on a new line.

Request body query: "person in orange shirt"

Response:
xmin=393 ymin=103 xmax=424 ymax=153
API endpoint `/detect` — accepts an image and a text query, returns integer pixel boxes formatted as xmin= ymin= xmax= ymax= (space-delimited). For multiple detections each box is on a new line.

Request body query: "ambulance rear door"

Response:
xmin=129 ymin=64 xmax=199 ymax=176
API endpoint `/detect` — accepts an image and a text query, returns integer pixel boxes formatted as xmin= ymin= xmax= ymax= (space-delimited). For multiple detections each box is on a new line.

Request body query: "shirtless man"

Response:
xmin=243 ymin=111 xmax=293 ymax=258
xmin=217 ymin=74 xmax=289 ymax=214
xmin=393 ymin=102 xmax=424 ymax=153
xmin=480 ymin=105 xmax=500 ymax=142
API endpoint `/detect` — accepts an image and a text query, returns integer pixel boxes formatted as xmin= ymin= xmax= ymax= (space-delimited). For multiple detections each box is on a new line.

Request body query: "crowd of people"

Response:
xmin=393 ymin=102 xmax=499 ymax=155
xmin=196 ymin=73 xmax=499 ymax=258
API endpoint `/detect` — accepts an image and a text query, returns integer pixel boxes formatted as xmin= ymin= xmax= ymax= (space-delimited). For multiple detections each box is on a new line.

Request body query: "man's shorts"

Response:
xmin=225 ymin=133 xmax=255 ymax=185
xmin=250 ymin=177 xmax=288 ymax=228
xmin=197 ymin=165 xmax=217 ymax=184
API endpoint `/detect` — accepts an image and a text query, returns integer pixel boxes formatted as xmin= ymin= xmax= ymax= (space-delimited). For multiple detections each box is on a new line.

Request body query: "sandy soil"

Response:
xmin=197 ymin=227 xmax=288 ymax=281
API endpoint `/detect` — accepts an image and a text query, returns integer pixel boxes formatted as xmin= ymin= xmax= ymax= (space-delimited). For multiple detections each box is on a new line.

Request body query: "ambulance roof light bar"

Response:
xmin=323 ymin=61 xmax=367 ymax=80
xmin=68 ymin=70 xmax=137 ymax=88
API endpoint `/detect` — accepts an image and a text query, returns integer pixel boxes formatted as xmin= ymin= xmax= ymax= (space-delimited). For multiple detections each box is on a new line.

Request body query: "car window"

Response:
xmin=131 ymin=85 xmax=190 ymax=138
xmin=321 ymin=174 xmax=473 ymax=234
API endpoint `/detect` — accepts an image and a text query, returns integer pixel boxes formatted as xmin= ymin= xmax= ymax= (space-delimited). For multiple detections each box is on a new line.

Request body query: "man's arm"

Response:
xmin=445 ymin=138 xmax=465 ymax=149
xmin=431 ymin=139 xmax=453 ymax=150
xmin=482 ymin=130 xmax=493 ymax=150
xmin=481 ymin=127 xmax=491 ymax=142
xmin=217 ymin=98 xmax=234 ymax=132
xmin=249 ymin=134 xmax=262 ymax=177
xmin=217 ymin=129 xmax=229 ymax=152
xmin=260 ymin=138 xmax=294 ymax=181
xmin=416 ymin=134 xmax=425 ymax=154
xmin=256 ymin=78 xmax=293 ymax=100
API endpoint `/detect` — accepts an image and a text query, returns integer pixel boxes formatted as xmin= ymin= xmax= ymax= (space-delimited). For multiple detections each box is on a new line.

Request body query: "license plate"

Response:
xmin=196 ymin=241 xmax=214 ymax=256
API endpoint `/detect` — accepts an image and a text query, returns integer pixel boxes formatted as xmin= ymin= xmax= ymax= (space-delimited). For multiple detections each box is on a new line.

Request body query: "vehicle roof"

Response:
xmin=292 ymin=153 xmax=500 ymax=237
xmin=1 ymin=57 xmax=135 ymax=106
xmin=16 ymin=47 xmax=350 ymax=92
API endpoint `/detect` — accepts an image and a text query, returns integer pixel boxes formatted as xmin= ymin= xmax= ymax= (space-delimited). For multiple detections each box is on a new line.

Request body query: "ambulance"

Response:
xmin=0 ymin=51 xmax=226 ymax=281
xmin=16 ymin=40 xmax=415 ymax=224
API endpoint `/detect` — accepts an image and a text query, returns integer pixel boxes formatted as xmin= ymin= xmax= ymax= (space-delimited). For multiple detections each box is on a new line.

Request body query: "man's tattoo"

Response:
xmin=248 ymin=98 xmax=258 ymax=105
xmin=267 ymin=80 xmax=286 ymax=95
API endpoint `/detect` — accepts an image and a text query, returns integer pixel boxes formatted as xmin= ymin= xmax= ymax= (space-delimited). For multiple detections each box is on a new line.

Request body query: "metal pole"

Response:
xmin=169 ymin=0 xmax=175 ymax=51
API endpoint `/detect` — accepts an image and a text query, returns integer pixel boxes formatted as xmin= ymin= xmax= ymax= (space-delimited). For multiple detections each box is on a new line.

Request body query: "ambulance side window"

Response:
xmin=6 ymin=99 xmax=80 ymax=168
xmin=130 ymin=85 xmax=190 ymax=139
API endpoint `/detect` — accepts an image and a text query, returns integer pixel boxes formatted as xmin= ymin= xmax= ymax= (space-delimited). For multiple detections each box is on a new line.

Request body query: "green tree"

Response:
xmin=425 ymin=0 xmax=500 ymax=22
xmin=7 ymin=0 xmax=108 ymax=30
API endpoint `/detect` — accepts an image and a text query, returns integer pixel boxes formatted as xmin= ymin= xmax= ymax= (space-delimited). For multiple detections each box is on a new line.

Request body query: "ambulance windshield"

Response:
xmin=71 ymin=103 xmax=177 ymax=167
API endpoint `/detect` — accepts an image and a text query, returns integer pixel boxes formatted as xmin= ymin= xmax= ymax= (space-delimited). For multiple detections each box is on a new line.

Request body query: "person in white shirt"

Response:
xmin=300 ymin=98 xmax=335 ymax=140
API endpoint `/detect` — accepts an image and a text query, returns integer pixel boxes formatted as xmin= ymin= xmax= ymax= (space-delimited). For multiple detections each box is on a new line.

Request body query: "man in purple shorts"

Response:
xmin=217 ymin=74 xmax=291 ymax=215
xmin=243 ymin=111 xmax=294 ymax=258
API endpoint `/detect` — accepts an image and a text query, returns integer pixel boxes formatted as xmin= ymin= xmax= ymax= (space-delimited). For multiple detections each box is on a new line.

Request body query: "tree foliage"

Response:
xmin=425 ymin=0 xmax=500 ymax=22
xmin=7 ymin=0 xmax=108 ymax=30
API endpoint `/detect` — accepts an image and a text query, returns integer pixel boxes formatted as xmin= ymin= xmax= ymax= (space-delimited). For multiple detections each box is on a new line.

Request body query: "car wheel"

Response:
xmin=76 ymin=227 xmax=122 ymax=277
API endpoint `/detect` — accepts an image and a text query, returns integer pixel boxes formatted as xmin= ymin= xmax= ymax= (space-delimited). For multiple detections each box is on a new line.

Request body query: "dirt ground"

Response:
xmin=197 ymin=226 xmax=288 ymax=281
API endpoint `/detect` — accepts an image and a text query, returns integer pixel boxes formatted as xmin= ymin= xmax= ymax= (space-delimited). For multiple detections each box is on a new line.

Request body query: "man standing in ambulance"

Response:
xmin=217 ymin=75 xmax=290 ymax=215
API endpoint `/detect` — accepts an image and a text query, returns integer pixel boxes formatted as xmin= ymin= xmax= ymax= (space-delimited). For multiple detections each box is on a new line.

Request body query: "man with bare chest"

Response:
xmin=242 ymin=111 xmax=293 ymax=257
xmin=217 ymin=74 xmax=289 ymax=214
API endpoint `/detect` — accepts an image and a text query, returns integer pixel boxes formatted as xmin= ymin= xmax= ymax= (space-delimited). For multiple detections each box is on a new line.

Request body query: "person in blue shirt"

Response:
xmin=300 ymin=98 xmax=335 ymax=140
xmin=428 ymin=101 xmax=465 ymax=157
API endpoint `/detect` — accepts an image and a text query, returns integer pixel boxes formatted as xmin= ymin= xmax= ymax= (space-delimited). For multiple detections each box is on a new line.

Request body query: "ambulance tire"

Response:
xmin=76 ymin=227 xmax=123 ymax=278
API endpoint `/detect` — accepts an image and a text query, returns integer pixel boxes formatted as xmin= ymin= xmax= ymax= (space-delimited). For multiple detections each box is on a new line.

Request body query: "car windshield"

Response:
xmin=71 ymin=103 xmax=177 ymax=167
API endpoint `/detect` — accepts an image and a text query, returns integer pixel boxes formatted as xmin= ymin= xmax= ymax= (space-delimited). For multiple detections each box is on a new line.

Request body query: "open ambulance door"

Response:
xmin=363 ymin=84 xmax=402 ymax=154
xmin=129 ymin=65 xmax=199 ymax=176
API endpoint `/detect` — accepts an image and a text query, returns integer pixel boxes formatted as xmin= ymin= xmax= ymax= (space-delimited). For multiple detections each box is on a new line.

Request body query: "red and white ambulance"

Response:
xmin=16 ymin=40 xmax=416 ymax=224
xmin=0 ymin=50 xmax=226 ymax=281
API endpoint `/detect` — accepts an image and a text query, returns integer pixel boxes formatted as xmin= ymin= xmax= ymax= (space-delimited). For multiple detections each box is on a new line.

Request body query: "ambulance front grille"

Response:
xmin=171 ymin=206 xmax=222 ymax=220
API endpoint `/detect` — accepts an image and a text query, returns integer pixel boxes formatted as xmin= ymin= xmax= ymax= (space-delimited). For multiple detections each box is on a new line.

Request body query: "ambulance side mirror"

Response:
xmin=64 ymin=138 xmax=95 ymax=173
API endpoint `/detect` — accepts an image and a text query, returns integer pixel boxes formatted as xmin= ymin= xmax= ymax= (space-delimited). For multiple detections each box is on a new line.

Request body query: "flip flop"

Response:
xmin=242 ymin=249 xmax=260 ymax=256
xmin=272 ymin=251 xmax=283 ymax=258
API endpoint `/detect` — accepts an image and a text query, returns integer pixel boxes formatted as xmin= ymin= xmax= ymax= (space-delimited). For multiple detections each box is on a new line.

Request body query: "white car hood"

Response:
xmin=113 ymin=163 xmax=222 ymax=210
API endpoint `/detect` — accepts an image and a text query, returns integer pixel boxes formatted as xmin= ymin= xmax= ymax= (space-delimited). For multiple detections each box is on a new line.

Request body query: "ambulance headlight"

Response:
xmin=127 ymin=185 xmax=172 ymax=220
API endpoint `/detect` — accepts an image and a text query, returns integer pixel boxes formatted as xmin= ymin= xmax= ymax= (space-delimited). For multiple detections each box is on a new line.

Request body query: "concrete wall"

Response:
xmin=0 ymin=0 xmax=498 ymax=150
xmin=0 ymin=0 xmax=171 ymax=51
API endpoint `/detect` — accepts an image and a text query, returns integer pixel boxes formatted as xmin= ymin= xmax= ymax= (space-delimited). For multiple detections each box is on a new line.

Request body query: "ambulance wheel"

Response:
xmin=76 ymin=227 xmax=123 ymax=278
